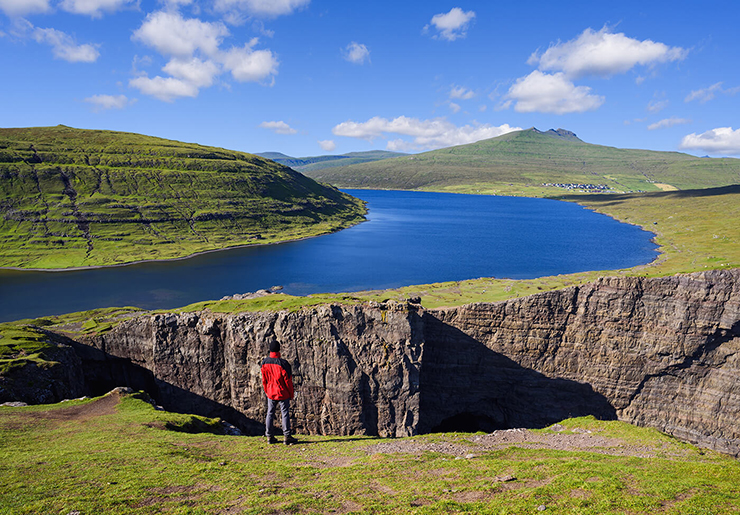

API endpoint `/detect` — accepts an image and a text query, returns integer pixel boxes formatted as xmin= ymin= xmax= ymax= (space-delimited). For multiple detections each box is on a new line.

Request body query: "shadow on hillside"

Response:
xmin=417 ymin=314 xmax=617 ymax=433
xmin=566 ymin=184 xmax=740 ymax=203
xmin=65 ymin=338 xmax=263 ymax=435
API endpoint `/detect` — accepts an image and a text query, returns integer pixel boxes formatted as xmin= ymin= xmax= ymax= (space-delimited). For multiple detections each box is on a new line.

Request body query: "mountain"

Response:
xmin=257 ymin=150 xmax=405 ymax=173
xmin=0 ymin=126 xmax=366 ymax=269
xmin=302 ymin=128 xmax=740 ymax=195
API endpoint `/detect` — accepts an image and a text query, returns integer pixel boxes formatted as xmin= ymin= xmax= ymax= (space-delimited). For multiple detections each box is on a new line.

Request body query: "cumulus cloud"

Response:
xmin=685 ymin=82 xmax=740 ymax=104
xmin=503 ymin=71 xmax=604 ymax=114
xmin=425 ymin=7 xmax=475 ymax=41
xmin=259 ymin=121 xmax=297 ymax=135
xmin=528 ymin=27 xmax=687 ymax=79
xmin=132 ymin=11 xmax=228 ymax=58
xmin=130 ymin=11 xmax=278 ymax=101
xmin=33 ymin=27 xmax=100 ymax=63
xmin=59 ymin=0 xmax=136 ymax=18
xmin=450 ymin=85 xmax=474 ymax=100
xmin=214 ymin=0 xmax=309 ymax=23
xmin=220 ymin=43 xmax=278 ymax=82
xmin=679 ymin=127 xmax=740 ymax=155
xmin=129 ymin=76 xmax=199 ymax=101
xmin=318 ymin=140 xmax=336 ymax=152
xmin=84 ymin=94 xmax=134 ymax=111
xmin=647 ymin=117 xmax=691 ymax=130
xmin=343 ymin=42 xmax=370 ymax=64
xmin=332 ymin=116 xmax=520 ymax=151
xmin=162 ymin=57 xmax=220 ymax=87
xmin=449 ymin=102 xmax=461 ymax=113
xmin=0 ymin=0 xmax=50 ymax=17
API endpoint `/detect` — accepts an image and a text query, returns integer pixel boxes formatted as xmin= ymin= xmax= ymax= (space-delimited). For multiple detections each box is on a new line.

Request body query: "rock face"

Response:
xmin=0 ymin=332 xmax=85 ymax=405
xmin=75 ymin=302 xmax=424 ymax=437
xmin=15 ymin=269 xmax=740 ymax=455
xmin=421 ymin=270 xmax=740 ymax=456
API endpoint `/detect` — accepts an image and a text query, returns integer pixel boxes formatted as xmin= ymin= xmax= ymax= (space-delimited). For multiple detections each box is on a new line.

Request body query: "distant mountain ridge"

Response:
xmin=258 ymin=150 xmax=405 ymax=173
xmin=302 ymin=128 xmax=740 ymax=195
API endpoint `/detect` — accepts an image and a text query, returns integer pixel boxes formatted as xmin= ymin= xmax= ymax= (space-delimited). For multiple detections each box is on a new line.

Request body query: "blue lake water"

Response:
xmin=0 ymin=189 xmax=659 ymax=322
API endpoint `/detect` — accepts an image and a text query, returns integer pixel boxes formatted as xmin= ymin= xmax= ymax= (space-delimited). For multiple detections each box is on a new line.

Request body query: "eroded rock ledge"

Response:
xmin=8 ymin=269 xmax=740 ymax=455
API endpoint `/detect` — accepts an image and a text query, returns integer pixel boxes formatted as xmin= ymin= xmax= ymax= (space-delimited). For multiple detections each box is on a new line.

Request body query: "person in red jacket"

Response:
xmin=261 ymin=341 xmax=298 ymax=445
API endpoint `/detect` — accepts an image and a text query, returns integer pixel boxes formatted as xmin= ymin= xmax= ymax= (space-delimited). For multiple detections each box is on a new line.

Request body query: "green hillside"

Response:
xmin=258 ymin=149 xmax=405 ymax=173
xmin=304 ymin=128 xmax=740 ymax=195
xmin=0 ymin=126 xmax=366 ymax=269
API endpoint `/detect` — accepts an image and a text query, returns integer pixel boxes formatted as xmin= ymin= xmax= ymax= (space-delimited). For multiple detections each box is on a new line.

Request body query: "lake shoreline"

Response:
xmin=0 ymin=219 xmax=369 ymax=273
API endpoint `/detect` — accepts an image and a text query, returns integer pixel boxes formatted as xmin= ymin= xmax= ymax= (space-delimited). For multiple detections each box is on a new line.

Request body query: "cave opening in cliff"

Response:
xmin=431 ymin=412 xmax=508 ymax=433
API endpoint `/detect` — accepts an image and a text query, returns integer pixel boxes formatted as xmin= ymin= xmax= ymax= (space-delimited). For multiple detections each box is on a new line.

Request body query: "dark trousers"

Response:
xmin=265 ymin=398 xmax=291 ymax=437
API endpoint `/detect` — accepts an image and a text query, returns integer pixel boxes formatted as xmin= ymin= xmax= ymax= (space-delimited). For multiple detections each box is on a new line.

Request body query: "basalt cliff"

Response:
xmin=4 ymin=269 xmax=740 ymax=455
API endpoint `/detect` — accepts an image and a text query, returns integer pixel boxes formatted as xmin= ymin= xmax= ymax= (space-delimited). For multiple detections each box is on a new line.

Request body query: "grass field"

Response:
xmin=2 ymin=391 xmax=739 ymax=515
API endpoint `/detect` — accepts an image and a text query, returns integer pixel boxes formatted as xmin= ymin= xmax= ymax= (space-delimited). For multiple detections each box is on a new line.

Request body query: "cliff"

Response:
xmin=7 ymin=269 xmax=739 ymax=455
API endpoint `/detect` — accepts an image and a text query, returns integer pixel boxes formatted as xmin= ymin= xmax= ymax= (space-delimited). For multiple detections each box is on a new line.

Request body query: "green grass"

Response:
xmin=1 ymin=393 xmax=739 ymax=514
xmin=0 ymin=126 xmax=366 ymax=269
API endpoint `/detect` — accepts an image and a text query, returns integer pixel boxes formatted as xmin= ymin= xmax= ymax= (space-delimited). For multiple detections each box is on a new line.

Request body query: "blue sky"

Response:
xmin=1 ymin=0 xmax=739 ymax=158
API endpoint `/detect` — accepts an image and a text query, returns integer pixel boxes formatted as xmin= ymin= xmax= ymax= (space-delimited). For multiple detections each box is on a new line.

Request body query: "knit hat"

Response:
xmin=269 ymin=341 xmax=280 ymax=353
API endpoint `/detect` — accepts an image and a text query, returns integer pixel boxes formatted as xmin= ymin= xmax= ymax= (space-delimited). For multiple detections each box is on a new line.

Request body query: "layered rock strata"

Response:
xmin=12 ymin=269 xmax=740 ymax=455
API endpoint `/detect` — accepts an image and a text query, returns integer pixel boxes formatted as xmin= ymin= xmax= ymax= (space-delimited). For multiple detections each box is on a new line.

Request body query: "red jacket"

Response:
xmin=261 ymin=352 xmax=294 ymax=401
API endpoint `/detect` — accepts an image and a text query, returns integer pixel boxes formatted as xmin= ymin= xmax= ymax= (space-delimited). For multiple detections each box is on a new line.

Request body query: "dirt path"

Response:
xmin=366 ymin=427 xmax=681 ymax=459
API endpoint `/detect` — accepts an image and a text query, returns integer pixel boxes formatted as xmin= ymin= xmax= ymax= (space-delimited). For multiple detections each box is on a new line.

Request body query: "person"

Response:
xmin=261 ymin=341 xmax=298 ymax=445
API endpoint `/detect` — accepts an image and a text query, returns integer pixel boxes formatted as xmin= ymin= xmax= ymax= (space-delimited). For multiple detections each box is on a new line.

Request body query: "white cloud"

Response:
xmin=59 ymin=0 xmax=135 ymax=18
xmin=259 ymin=121 xmax=297 ymax=135
xmin=426 ymin=7 xmax=475 ymax=41
xmin=163 ymin=57 xmax=219 ymax=87
xmin=647 ymin=117 xmax=690 ymax=130
xmin=132 ymin=11 xmax=228 ymax=58
xmin=129 ymin=75 xmax=199 ymax=101
xmin=0 ymin=0 xmax=50 ymax=17
xmin=449 ymin=102 xmax=461 ymax=113
xmin=647 ymin=99 xmax=669 ymax=113
xmin=343 ymin=42 xmax=369 ymax=64
xmin=685 ymin=82 xmax=740 ymax=104
xmin=220 ymin=43 xmax=278 ymax=82
xmin=529 ymin=27 xmax=687 ymax=78
xmin=33 ymin=27 xmax=100 ymax=63
xmin=450 ymin=85 xmax=475 ymax=100
xmin=84 ymin=94 xmax=134 ymax=111
xmin=332 ymin=115 xmax=520 ymax=150
xmin=504 ymin=71 xmax=604 ymax=114
xmin=318 ymin=140 xmax=336 ymax=152
xmin=679 ymin=127 xmax=740 ymax=155
xmin=214 ymin=0 xmax=309 ymax=23
xmin=130 ymin=12 xmax=278 ymax=101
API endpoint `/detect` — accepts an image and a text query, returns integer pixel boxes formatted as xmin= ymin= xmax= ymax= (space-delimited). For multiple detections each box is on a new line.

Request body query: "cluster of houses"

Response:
xmin=542 ymin=183 xmax=612 ymax=192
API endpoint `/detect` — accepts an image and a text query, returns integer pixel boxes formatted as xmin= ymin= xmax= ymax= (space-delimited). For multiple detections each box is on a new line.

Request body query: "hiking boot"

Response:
xmin=266 ymin=435 xmax=278 ymax=444
xmin=284 ymin=435 xmax=298 ymax=445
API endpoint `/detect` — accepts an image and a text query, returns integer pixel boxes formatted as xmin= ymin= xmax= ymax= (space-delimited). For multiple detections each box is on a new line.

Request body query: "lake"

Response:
xmin=0 ymin=189 xmax=658 ymax=322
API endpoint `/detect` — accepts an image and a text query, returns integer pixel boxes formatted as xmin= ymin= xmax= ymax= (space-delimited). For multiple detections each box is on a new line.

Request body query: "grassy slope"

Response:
xmin=305 ymin=128 xmax=740 ymax=194
xmin=0 ymin=126 xmax=366 ymax=269
xmin=1 ymin=393 xmax=739 ymax=514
